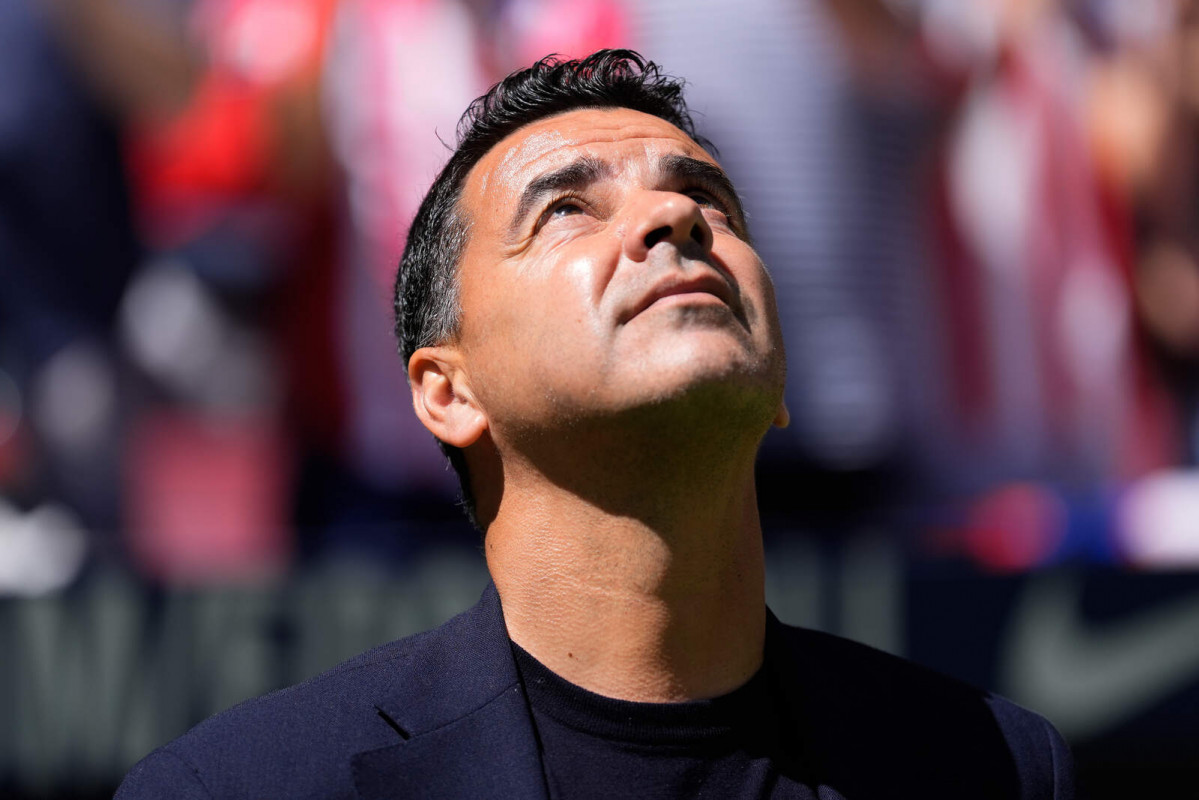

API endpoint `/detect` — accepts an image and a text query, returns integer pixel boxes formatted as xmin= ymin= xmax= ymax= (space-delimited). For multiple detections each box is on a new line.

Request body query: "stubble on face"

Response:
xmin=450 ymin=108 xmax=786 ymax=448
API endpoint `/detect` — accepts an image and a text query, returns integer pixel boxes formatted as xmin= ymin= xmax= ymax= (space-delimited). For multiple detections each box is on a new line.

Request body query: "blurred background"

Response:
xmin=1 ymin=0 xmax=1198 ymax=796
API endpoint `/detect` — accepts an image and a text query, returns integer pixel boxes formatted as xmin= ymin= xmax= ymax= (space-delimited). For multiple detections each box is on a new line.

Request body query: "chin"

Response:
xmin=618 ymin=346 xmax=784 ymax=428
xmin=649 ymin=333 xmax=780 ymax=390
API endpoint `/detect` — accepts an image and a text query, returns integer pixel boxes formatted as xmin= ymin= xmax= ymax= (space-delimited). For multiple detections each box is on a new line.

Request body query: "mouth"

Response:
xmin=620 ymin=271 xmax=741 ymax=324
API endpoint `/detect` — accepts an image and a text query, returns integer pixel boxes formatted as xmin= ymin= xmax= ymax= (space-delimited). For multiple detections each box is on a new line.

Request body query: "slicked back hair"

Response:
xmin=394 ymin=49 xmax=709 ymax=529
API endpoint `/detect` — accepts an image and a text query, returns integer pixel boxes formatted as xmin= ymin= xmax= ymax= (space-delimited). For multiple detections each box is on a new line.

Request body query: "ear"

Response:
xmin=409 ymin=346 xmax=488 ymax=448
xmin=772 ymin=400 xmax=790 ymax=429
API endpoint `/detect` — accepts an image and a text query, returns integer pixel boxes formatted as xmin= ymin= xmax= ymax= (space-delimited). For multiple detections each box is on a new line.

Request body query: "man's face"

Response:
xmin=452 ymin=107 xmax=785 ymax=440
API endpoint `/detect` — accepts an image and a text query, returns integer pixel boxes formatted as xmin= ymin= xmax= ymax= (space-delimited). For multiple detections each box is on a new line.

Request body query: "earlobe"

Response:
xmin=772 ymin=400 xmax=790 ymax=429
xmin=409 ymin=346 xmax=488 ymax=448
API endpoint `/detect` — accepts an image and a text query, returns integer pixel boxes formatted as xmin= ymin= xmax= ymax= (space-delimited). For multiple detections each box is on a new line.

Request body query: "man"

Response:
xmin=116 ymin=50 xmax=1074 ymax=799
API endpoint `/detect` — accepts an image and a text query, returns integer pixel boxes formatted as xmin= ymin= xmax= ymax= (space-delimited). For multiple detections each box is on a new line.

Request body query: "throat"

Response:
xmin=487 ymin=495 xmax=767 ymax=703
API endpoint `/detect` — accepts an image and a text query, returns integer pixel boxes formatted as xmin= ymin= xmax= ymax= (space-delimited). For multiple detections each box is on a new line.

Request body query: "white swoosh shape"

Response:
xmin=1000 ymin=572 xmax=1199 ymax=740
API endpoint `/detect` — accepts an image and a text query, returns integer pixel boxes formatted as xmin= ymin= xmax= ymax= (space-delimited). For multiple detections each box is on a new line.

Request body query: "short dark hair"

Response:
xmin=394 ymin=49 xmax=708 ymax=528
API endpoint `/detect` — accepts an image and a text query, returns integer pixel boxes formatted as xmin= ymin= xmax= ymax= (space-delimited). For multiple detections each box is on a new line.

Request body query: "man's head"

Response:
xmin=395 ymin=50 xmax=786 ymax=527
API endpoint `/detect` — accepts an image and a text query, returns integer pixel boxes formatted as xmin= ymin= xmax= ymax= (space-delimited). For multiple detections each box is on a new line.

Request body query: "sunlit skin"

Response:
xmin=408 ymin=108 xmax=789 ymax=702
xmin=458 ymin=110 xmax=783 ymax=437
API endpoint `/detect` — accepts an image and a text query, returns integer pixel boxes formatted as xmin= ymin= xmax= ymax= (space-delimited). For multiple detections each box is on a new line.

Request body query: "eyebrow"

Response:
xmin=510 ymin=156 xmax=612 ymax=234
xmin=658 ymin=155 xmax=748 ymax=234
xmin=505 ymin=151 xmax=749 ymax=239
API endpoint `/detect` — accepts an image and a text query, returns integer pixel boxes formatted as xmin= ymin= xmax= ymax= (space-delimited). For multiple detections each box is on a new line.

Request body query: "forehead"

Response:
xmin=463 ymin=107 xmax=716 ymax=208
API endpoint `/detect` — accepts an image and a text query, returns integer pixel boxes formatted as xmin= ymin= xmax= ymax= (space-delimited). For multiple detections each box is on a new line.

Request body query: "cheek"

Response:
xmin=516 ymin=247 xmax=614 ymax=342
xmin=460 ymin=243 xmax=618 ymax=391
xmin=462 ymin=279 xmax=587 ymax=391
xmin=750 ymin=268 xmax=780 ymax=327
xmin=719 ymin=245 xmax=773 ymax=311
xmin=526 ymin=235 xmax=615 ymax=303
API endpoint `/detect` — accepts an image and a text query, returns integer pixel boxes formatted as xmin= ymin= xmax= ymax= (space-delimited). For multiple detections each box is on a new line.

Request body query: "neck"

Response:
xmin=484 ymin=423 xmax=767 ymax=703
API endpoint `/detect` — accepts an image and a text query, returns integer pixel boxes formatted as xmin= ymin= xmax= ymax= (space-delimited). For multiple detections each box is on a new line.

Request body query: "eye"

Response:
xmin=535 ymin=197 xmax=589 ymax=233
xmin=686 ymin=190 xmax=721 ymax=209
xmin=549 ymin=200 xmax=585 ymax=218
xmin=684 ymin=188 xmax=746 ymax=238
xmin=685 ymin=189 xmax=738 ymax=221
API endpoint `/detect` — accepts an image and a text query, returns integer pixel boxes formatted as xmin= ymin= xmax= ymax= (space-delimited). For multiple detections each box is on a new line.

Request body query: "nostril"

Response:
xmin=644 ymin=226 xmax=671 ymax=250
xmin=690 ymin=224 xmax=705 ymax=245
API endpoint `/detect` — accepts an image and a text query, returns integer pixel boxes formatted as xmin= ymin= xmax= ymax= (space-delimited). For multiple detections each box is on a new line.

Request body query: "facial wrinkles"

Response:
xmin=459 ymin=110 xmax=749 ymax=353
xmin=448 ymin=110 xmax=786 ymax=441
xmin=535 ymin=152 xmax=744 ymax=328
xmin=468 ymin=109 xmax=714 ymax=243
xmin=539 ymin=145 xmax=665 ymax=309
xmin=488 ymin=140 xmax=700 ymax=269
xmin=492 ymin=128 xmax=569 ymax=190
xmin=483 ymin=124 xmax=710 ymax=216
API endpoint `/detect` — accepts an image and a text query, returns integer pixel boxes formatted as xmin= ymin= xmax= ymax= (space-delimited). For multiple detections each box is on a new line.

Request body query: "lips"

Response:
xmin=621 ymin=271 xmax=739 ymax=324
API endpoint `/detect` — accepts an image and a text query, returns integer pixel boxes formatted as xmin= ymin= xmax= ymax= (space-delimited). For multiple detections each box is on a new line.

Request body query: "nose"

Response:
xmin=622 ymin=191 xmax=714 ymax=262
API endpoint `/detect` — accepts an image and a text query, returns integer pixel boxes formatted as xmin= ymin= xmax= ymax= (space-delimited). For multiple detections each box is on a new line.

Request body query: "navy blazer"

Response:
xmin=115 ymin=584 xmax=1074 ymax=799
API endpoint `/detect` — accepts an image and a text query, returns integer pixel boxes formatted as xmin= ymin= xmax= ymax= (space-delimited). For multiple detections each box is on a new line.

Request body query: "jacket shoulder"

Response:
xmin=115 ymin=601 xmax=483 ymax=800
xmin=771 ymin=622 xmax=1074 ymax=799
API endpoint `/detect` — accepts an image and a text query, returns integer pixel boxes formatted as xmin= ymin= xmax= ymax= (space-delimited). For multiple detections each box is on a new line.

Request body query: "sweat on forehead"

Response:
xmin=392 ymin=50 xmax=727 ymax=528
xmin=462 ymin=108 xmax=718 ymax=222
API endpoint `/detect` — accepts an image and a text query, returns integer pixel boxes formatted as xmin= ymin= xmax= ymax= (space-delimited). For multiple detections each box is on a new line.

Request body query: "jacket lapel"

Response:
xmin=352 ymin=683 xmax=548 ymax=799
xmin=351 ymin=583 xmax=549 ymax=800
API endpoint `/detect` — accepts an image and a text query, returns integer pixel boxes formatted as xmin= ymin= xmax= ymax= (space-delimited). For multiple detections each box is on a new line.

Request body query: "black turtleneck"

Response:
xmin=510 ymin=641 xmax=815 ymax=799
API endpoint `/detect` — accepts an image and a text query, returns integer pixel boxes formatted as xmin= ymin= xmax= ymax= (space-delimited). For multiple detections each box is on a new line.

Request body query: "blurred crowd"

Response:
xmin=1 ymin=0 xmax=1197 ymax=593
